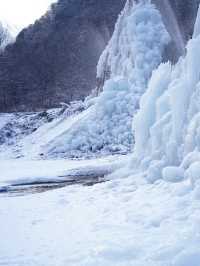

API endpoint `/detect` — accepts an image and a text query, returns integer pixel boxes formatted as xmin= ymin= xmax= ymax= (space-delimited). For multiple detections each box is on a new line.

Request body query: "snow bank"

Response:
xmin=41 ymin=0 xmax=169 ymax=158
xmin=131 ymin=4 xmax=200 ymax=186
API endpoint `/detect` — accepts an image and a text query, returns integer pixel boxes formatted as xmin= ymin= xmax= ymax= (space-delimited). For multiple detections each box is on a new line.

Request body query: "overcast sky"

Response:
xmin=0 ymin=0 xmax=57 ymax=29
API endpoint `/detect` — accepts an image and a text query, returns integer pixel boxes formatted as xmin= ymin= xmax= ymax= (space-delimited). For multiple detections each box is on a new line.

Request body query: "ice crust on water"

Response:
xmin=44 ymin=0 xmax=169 ymax=158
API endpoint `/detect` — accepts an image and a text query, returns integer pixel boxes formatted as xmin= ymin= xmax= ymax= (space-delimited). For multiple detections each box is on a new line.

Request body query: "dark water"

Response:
xmin=0 ymin=176 xmax=105 ymax=197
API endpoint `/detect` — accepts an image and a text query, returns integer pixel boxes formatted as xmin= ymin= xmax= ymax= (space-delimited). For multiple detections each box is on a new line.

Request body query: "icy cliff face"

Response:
xmin=97 ymin=0 xmax=170 ymax=92
xmin=132 ymin=4 xmax=200 ymax=185
xmin=97 ymin=0 xmax=200 ymax=90
xmin=43 ymin=0 xmax=169 ymax=158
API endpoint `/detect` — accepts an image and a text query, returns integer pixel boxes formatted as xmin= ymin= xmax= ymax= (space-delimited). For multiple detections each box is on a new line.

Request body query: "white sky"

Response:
xmin=0 ymin=0 xmax=57 ymax=29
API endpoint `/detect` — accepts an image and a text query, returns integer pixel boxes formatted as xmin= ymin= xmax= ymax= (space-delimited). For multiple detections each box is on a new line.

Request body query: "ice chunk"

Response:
xmin=185 ymin=162 xmax=200 ymax=186
xmin=162 ymin=166 xmax=184 ymax=183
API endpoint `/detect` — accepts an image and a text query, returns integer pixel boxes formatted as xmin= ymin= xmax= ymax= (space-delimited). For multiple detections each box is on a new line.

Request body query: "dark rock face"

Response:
xmin=152 ymin=0 xmax=200 ymax=62
xmin=0 ymin=0 xmax=126 ymax=112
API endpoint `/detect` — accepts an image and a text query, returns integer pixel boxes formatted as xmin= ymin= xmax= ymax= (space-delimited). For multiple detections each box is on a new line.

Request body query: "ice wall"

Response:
xmin=132 ymin=4 xmax=200 ymax=185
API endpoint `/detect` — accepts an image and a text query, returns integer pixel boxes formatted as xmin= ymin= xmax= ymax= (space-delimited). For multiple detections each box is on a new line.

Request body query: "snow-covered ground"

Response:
xmin=0 ymin=105 xmax=88 ymax=160
xmin=1 ymin=166 xmax=200 ymax=266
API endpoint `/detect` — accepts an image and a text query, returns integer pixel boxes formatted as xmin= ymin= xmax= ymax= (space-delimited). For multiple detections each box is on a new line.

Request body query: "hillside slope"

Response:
xmin=0 ymin=0 xmax=126 ymax=112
